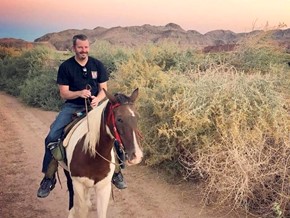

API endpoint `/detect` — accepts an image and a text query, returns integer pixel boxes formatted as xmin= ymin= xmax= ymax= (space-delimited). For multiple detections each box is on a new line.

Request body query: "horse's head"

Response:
xmin=105 ymin=88 xmax=143 ymax=166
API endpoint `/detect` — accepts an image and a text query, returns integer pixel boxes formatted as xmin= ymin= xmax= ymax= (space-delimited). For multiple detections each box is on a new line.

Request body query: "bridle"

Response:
xmin=107 ymin=102 xmax=124 ymax=149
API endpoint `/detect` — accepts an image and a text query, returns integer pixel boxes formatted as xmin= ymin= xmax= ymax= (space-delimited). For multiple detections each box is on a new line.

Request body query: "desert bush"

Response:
xmin=0 ymin=46 xmax=58 ymax=96
xmin=110 ymin=51 xmax=290 ymax=216
xmin=138 ymin=42 xmax=200 ymax=72
xmin=0 ymin=46 xmax=22 ymax=59
xmin=230 ymin=46 xmax=288 ymax=73
xmin=0 ymin=55 xmax=31 ymax=96
xmin=90 ymin=40 xmax=131 ymax=74
xmin=19 ymin=69 xmax=63 ymax=111
xmin=227 ymin=29 xmax=290 ymax=74
xmin=109 ymin=52 xmax=190 ymax=172
xmin=174 ymin=69 xmax=290 ymax=217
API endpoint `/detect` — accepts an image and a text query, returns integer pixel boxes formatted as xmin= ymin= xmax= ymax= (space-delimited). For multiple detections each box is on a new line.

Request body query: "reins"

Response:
xmin=85 ymin=98 xmax=90 ymax=131
xmin=85 ymin=84 xmax=91 ymax=132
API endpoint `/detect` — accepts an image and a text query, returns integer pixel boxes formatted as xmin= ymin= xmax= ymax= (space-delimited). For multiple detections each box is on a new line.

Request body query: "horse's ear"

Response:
xmin=130 ymin=88 xmax=139 ymax=103
xmin=103 ymin=88 xmax=117 ymax=103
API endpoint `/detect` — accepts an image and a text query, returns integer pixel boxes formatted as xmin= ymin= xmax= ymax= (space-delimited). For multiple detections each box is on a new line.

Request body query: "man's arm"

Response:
xmin=58 ymin=85 xmax=91 ymax=100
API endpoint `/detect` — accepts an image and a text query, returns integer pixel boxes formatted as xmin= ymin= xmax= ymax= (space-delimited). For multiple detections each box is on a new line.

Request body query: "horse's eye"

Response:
xmin=117 ymin=118 xmax=123 ymax=123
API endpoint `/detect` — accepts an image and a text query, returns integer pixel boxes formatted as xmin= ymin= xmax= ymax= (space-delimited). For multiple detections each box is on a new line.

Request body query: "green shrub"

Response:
xmin=90 ymin=40 xmax=131 ymax=74
xmin=230 ymin=46 xmax=287 ymax=73
xmin=0 ymin=56 xmax=30 ymax=96
xmin=137 ymin=42 xmax=200 ymax=72
xmin=0 ymin=46 xmax=59 ymax=96
xmin=20 ymin=69 xmax=63 ymax=111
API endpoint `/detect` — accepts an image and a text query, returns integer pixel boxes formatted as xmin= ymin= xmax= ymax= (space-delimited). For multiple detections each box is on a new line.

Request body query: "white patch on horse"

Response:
xmin=105 ymin=125 xmax=114 ymax=139
xmin=127 ymin=131 xmax=143 ymax=165
xmin=128 ymin=107 xmax=135 ymax=117
xmin=74 ymin=176 xmax=95 ymax=187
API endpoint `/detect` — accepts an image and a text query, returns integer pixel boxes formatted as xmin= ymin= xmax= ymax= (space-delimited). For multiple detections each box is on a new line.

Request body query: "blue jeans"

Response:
xmin=42 ymin=103 xmax=86 ymax=173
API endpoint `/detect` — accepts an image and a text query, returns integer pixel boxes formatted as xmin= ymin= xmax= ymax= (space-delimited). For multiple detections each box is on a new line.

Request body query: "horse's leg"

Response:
xmin=72 ymin=179 xmax=89 ymax=218
xmin=85 ymin=187 xmax=94 ymax=210
xmin=88 ymin=187 xmax=99 ymax=211
xmin=94 ymin=182 xmax=112 ymax=218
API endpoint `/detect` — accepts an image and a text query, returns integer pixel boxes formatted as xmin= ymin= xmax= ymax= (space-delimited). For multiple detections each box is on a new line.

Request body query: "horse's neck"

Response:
xmin=76 ymin=100 xmax=110 ymax=155
xmin=102 ymin=102 xmax=114 ymax=140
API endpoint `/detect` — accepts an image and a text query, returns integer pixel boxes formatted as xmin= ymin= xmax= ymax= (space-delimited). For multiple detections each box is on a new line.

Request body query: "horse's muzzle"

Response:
xmin=125 ymin=148 xmax=143 ymax=165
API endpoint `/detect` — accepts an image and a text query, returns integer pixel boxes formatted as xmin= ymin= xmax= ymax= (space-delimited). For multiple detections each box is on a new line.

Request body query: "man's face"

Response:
xmin=73 ymin=39 xmax=90 ymax=60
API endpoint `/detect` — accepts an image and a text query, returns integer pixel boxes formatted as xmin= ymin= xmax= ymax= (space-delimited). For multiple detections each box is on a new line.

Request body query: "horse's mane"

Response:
xmin=114 ymin=93 xmax=131 ymax=104
xmin=83 ymin=99 xmax=109 ymax=156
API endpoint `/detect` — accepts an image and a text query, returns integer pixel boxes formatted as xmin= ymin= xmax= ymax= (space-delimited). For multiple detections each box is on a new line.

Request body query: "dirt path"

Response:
xmin=0 ymin=92 xmax=246 ymax=218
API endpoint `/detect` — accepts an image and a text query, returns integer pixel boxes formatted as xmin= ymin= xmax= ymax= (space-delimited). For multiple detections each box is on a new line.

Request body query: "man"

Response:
xmin=37 ymin=34 xmax=127 ymax=198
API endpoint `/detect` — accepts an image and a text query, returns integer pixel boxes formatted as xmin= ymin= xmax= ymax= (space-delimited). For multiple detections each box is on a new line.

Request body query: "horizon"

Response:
xmin=1 ymin=0 xmax=290 ymax=42
xmin=1 ymin=23 xmax=289 ymax=43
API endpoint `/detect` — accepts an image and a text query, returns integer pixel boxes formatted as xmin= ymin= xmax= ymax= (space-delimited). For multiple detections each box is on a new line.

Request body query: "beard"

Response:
xmin=77 ymin=52 xmax=88 ymax=60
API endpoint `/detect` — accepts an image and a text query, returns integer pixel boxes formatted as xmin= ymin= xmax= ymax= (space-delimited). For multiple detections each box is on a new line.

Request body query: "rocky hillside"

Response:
xmin=33 ymin=23 xmax=248 ymax=51
xmin=2 ymin=23 xmax=290 ymax=52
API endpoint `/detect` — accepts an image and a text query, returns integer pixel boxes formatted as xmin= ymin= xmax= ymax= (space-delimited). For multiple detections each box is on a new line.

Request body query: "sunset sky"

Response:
xmin=1 ymin=0 xmax=289 ymax=41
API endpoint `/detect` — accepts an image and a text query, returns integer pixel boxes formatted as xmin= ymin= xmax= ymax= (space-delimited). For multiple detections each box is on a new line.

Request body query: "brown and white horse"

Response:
xmin=62 ymin=88 xmax=143 ymax=218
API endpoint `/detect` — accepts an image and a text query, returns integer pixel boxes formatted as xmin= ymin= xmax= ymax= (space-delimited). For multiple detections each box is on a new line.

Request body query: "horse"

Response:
xmin=61 ymin=88 xmax=143 ymax=218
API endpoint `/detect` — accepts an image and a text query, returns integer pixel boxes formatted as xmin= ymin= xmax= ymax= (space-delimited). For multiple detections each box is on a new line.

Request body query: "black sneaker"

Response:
xmin=112 ymin=172 xmax=127 ymax=189
xmin=37 ymin=176 xmax=56 ymax=198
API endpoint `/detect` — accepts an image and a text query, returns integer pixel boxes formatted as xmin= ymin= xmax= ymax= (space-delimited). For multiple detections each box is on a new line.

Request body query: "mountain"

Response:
xmin=33 ymin=23 xmax=245 ymax=51
xmin=2 ymin=23 xmax=290 ymax=52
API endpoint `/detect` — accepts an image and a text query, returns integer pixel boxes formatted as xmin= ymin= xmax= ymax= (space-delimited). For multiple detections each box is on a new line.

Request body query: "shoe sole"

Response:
xmin=37 ymin=190 xmax=50 ymax=198
xmin=37 ymin=179 xmax=56 ymax=198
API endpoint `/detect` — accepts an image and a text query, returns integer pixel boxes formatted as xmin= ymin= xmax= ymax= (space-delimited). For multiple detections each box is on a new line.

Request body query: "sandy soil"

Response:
xmin=0 ymin=92 xmax=248 ymax=218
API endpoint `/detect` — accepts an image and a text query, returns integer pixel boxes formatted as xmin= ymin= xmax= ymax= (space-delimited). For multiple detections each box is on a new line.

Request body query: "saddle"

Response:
xmin=48 ymin=110 xmax=87 ymax=162
xmin=63 ymin=112 xmax=87 ymax=140
xmin=48 ymin=104 xmax=125 ymax=171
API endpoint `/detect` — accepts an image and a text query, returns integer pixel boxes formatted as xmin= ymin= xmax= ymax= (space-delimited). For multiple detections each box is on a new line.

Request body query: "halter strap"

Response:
xmin=107 ymin=102 xmax=123 ymax=148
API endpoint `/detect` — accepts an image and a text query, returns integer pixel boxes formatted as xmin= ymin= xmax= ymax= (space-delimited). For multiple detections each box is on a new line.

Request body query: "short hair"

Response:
xmin=72 ymin=34 xmax=88 ymax=46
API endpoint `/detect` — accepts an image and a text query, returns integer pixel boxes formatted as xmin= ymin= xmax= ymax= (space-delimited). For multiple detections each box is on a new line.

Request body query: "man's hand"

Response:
xmin=79 ymin=89 xmax=91 ymax=99
xmin=90 ymin=96 xmax=100 ymax=108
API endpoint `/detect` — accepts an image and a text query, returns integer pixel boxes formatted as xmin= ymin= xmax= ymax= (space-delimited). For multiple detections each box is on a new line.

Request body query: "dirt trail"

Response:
xmin=0 ymin=92 xmax=245 ymax=218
